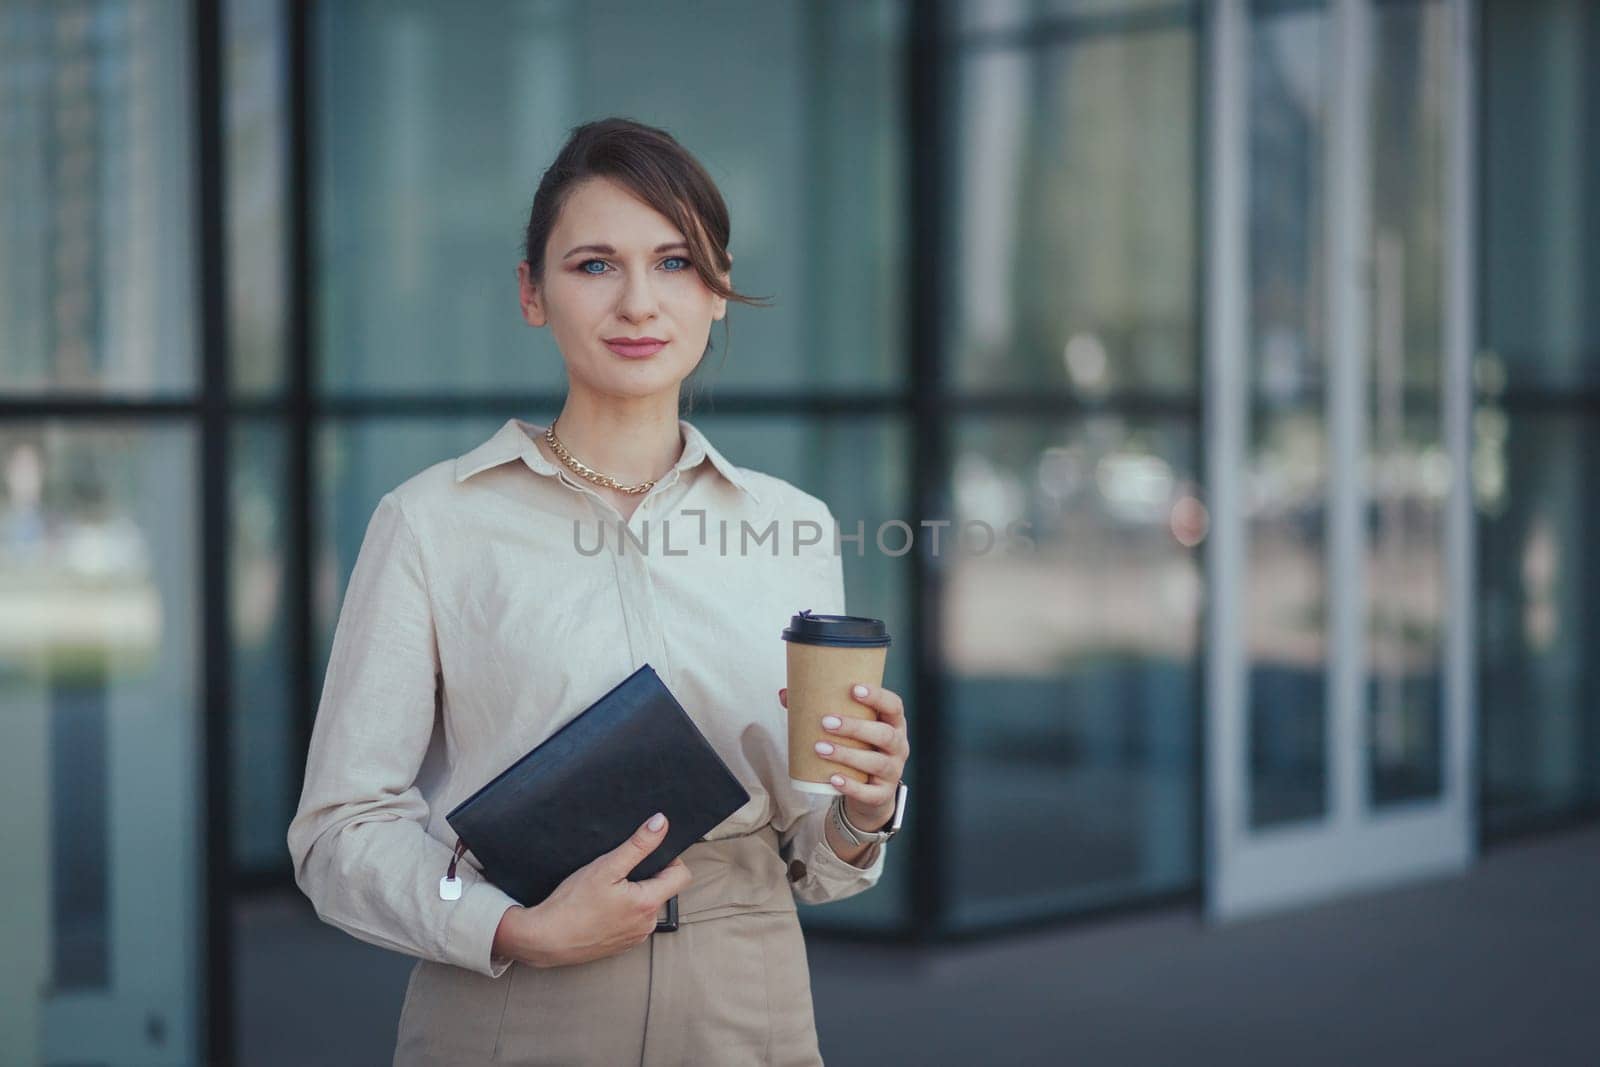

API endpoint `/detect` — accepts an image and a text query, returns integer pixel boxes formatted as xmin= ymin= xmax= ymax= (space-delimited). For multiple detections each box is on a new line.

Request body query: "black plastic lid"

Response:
xmin=781 ymin=610 xmax=891 ymax=648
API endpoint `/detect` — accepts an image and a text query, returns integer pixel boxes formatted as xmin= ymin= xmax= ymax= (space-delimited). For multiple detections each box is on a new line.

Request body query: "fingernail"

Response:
xmin=815 ymin=741 xmax=834 ymax=754
xmin=648 ymin=813 xmax=665 ymax=831
xmin=831 ymin=775 xmax=845 ymax=786
xmin=822 ymin=716 xmax=841 ymax=729
xmin=853 ymin=684 xmax=869 ymax=698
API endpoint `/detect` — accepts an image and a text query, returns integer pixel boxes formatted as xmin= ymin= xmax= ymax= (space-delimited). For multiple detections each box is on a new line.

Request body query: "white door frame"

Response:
xmin=1204 ymin=0 xmax=1477 ymax=921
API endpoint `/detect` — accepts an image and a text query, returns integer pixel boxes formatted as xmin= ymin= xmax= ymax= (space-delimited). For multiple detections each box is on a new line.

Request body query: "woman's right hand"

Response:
xmin=497 ymin=812 xmax=693 ymax=969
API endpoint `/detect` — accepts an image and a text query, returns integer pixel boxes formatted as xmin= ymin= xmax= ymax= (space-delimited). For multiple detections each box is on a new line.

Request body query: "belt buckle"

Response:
xmin=654 ymin=894 xmax=679 ymax=933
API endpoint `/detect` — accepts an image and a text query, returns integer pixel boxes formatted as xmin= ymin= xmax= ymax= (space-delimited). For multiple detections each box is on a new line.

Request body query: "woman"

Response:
xmin=287 ymin=117 xmax=911 ymax=1066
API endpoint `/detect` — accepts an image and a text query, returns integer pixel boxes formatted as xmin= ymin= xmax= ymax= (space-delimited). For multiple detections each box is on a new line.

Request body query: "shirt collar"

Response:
xmin=453 ymin=416 xmax=761 ymax=504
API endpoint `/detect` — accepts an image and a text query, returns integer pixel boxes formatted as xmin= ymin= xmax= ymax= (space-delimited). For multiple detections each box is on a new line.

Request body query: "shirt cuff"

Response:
xmin=443 ymin=878 xmax=521 ymax=978
xmin=817 ymin=820 xmax=887 ymax=877
xmin=788 ymin=800 xmax=888 ymax=905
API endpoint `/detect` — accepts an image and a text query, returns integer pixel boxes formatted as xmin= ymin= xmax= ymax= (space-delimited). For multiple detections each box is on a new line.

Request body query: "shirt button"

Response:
xmin=788 ymin=859 xmax=807 ymax=883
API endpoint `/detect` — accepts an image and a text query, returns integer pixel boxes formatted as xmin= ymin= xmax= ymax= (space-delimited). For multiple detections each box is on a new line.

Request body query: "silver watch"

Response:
xmin=831 ymin=780 xmax=909 ymax=847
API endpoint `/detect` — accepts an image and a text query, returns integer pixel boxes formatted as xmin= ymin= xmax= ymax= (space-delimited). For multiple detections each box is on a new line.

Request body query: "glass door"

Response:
xmin=1203 ymin=0 xmax=1475 ymax=919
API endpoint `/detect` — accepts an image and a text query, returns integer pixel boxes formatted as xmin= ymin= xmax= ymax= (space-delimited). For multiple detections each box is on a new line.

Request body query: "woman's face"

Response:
xmin=517 ymin=176 xmax=728 ymax=400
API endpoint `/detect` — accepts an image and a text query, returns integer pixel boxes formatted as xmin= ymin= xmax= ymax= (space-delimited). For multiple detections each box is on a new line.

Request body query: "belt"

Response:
xmin=653 ymin=823 xmax=794 ymax=933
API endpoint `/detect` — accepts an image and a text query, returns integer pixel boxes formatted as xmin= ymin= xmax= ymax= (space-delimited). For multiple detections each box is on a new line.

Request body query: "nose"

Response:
xmin=616 ymin=268 xmax=660 ymax=324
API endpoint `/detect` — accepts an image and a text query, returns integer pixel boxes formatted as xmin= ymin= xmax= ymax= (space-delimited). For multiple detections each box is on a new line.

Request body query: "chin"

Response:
xmin=588 ymin=366 xmax=695 ymax=400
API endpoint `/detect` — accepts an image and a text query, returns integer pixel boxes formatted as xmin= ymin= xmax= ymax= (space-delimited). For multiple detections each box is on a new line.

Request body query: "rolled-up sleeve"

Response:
xmin=778 ymin=504 xmax=890 ymax=905
xmin=286 ymin=492 xmax=519 ymax=978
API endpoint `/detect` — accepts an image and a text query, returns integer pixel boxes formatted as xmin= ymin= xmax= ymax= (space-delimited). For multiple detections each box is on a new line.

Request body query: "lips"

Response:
xmin=604 ymin=338 xmax=667 ymax=359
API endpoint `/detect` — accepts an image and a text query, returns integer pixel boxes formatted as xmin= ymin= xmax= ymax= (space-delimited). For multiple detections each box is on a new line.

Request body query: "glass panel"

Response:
xmin=802 ymin=0 xmax=908 ymax=390
xmin=950 ymin=22 xmax=1196 ymax=392
xmin=954 ymin=0 xmax=1195 ymax=35
xmin=1365 ymin=0 xmax=1450 ymax=809
xmin=314 ymin=0 xmax=903 ymax=394
xmin=231 ymin=421 xmax=292 ymax=871
xmin=0 ymin=1 xmax=197 ymax=394
xmin=1245 ymin=3 xmax=1329 ymax=829
xmin=946 ymin=416 xmax=1201 ymax=923
xmin=226 ymin=0 xmax=289 ymax=396
xmin=1477 ymin=412 xmax=1600 ymax=833
xmin=0 ymin=423 xmax=200 ymax=1064
xmin=1480 ymin=0 xmax=1600 ymax=389
xmin=692 ymin=414 xmax=911 ymax=928
xmin=1477 ymin=0 xmax=1600 ymax=835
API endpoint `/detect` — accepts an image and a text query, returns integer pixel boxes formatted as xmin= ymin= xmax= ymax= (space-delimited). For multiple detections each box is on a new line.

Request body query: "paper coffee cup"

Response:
xmin=782 ymin=610 xmax=891 ymax=795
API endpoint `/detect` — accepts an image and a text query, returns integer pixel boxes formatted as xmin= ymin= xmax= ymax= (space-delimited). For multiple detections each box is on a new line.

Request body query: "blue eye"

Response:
xmin=575 ymin=256 xmax=691 ymax=276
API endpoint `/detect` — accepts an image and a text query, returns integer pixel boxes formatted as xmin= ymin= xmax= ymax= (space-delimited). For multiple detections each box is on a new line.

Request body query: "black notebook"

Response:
xmin=444 ymin=663 xmax=752 ymax=908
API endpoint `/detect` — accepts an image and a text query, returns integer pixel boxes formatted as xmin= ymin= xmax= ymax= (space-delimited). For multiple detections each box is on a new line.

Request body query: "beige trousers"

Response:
xmin=393 ymin=824 xmax=825 ymax=1066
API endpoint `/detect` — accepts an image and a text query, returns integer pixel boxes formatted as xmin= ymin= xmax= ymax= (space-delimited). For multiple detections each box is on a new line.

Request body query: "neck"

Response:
xmin=547 ymin=388 xmax=684 ymax=486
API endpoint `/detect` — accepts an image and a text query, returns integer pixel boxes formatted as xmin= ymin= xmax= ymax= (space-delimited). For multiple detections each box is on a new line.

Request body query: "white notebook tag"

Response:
xmin=439 ymin=838 xmax=468 ymax=901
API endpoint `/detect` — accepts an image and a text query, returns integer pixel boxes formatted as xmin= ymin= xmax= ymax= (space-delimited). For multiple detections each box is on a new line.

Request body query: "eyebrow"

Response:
xmin=562 ymin=241 xmax=689 ymax=259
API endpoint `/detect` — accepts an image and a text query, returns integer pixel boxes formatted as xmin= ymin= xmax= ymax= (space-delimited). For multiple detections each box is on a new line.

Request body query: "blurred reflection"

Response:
xmin=1479 ymin=415 xmax=1596 ymax=833
xmin=225 ymin=0 xmax=289 ymax=396
xmin=954 ymin=0 xmax=1195 ymax=35
xmin=315 ymin=0 xmax=903 ymax=393
xmin=1366 ymin=0 xmax=1450 ymax=808
xmin=1481 ymin=0 xmax=1599 ymax=390
xmin=1477 ymin=0 xmax=1600 ymax=834
xmin=1063 ymin=332 xmax=1112 ymax=398
xmin=1246 ymin=2 xmax=1329 ymax=829
xmin=1471 ymin=375 xmax=1509 ymax=517
xmin=952 ymin=22 xmax=1195 ymax=391
xmin=0 ymin=1 xmax=196 ymax=393
xmin=231 ymin=423 xmax=292 ymax=871
xmin=946 ymin=418 xmax=1199 ymax=921
xmin=0 ymin=424 xmax=198 ymax=1063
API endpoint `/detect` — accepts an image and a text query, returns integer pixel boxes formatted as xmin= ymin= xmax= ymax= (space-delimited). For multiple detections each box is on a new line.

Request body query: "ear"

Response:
xmin=516 ymin=261 xmax=547 ymax=327
xmin=712 ymin=251 xmax=732 ymax=322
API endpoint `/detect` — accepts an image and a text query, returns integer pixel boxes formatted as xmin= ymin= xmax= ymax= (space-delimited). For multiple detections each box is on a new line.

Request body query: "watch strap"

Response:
xmin=832 ymin=783 xmax=905 ymax=845
xmin=831 ymin=794 xmax=877 ymax=846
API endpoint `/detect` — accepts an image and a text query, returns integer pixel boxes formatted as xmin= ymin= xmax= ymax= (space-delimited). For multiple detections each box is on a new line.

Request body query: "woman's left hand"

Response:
xmin=778 ymin=683 xmax=909 ymax=832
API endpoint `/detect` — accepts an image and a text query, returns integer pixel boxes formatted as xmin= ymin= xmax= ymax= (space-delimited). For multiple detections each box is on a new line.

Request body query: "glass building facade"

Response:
xmin=1 ymin=0 xmax=1596 ymax=1062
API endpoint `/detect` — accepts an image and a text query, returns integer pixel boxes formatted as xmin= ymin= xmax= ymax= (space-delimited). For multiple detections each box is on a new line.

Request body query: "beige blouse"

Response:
xmin=286 ymin=416 xmax=887 ymax=980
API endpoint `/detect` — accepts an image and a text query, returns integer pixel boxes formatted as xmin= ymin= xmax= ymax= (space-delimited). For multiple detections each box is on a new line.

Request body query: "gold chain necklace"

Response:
xmin=544 ymin=417 xmax=656 ymax=495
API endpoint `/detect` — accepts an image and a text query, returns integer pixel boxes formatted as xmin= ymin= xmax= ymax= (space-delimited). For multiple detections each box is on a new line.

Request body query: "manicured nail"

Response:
xmin=831 ymin=775 xmax=845 ymax=786
xmin=815 ymin=741 xmax=834 ymax=754
xmin=853 ymin=684 xmax=869 ymax=698
xmin=648 ymin=813 xmax=665 ymax=831
xmin=822 ymin=716 xmax=841 ymax=729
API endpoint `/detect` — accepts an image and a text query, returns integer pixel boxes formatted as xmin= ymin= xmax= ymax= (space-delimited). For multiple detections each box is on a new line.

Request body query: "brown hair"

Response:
xmin=521 ymin=118 xmax=770 ymax=390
